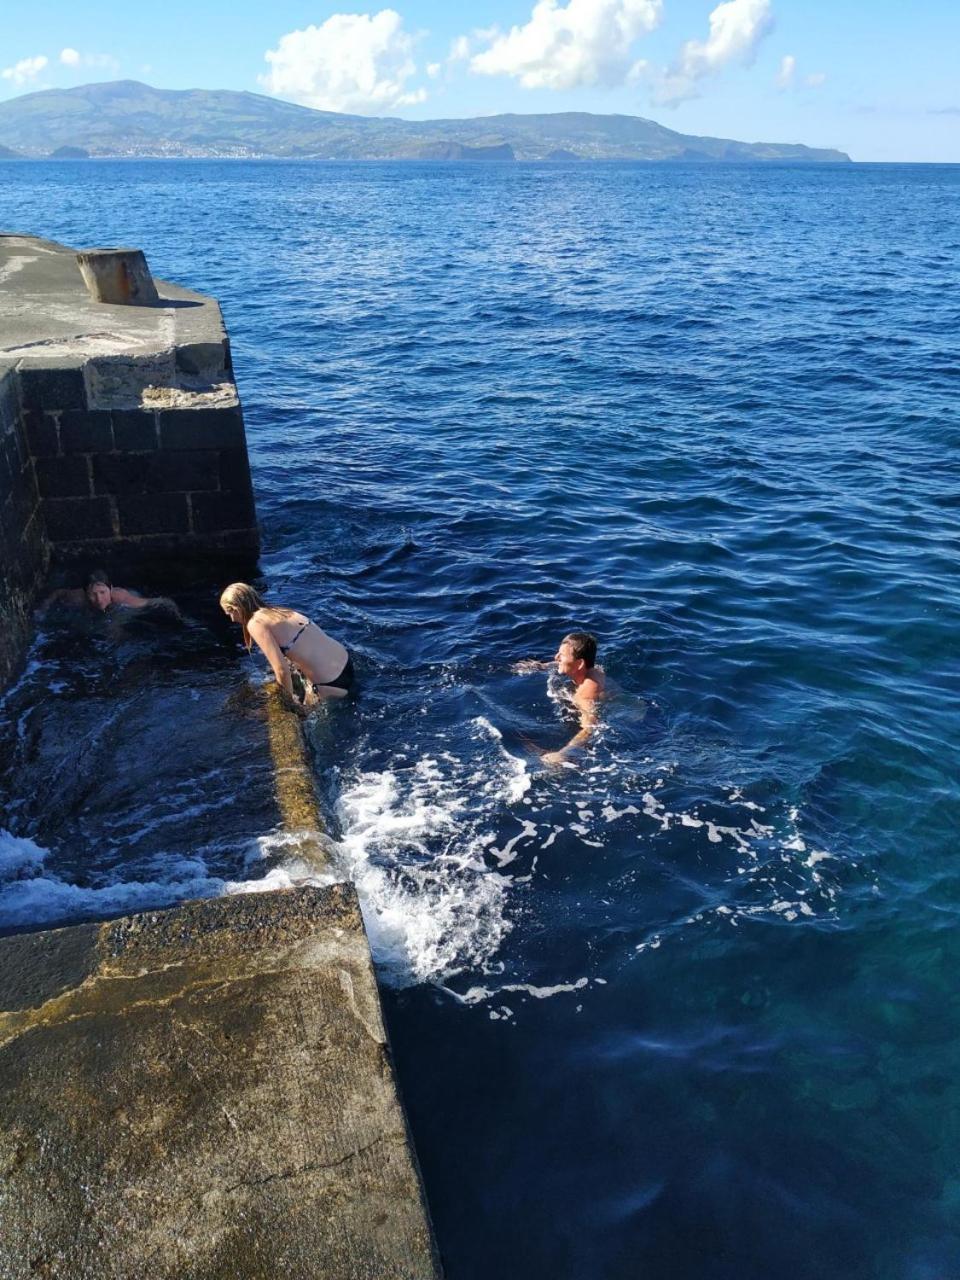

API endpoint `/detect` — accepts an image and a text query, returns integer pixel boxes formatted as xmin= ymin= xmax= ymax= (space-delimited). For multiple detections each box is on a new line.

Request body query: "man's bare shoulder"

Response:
xmin=575 ymin=682 xmax=603 ymax=711
xmin=578 ymin=668 xmax=605 ymax=698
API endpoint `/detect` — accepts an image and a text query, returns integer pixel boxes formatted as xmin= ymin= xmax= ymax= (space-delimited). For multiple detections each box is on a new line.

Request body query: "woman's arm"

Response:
xmin=247 ymin=616 xmax=296 ymax=704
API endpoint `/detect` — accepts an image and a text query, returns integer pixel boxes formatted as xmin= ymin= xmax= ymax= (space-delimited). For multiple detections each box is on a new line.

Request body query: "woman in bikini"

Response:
xmin=219 ymin=583 xmax=354 ymax=711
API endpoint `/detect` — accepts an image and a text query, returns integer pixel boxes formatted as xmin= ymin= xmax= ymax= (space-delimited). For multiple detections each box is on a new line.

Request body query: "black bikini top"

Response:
xmin=279 ymin=618 xmax=312 ymax=656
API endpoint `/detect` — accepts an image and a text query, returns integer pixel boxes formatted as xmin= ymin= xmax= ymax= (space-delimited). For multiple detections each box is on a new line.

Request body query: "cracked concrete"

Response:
xmin=0 ymin=233 xmax=232 ymax=405
xmin=0 ymin=887 xmax=441 ymax=1279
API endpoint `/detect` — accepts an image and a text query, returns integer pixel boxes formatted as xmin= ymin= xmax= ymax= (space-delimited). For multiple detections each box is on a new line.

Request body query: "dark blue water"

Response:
xmin=2 ymin=160 xmax=959 ymax=1279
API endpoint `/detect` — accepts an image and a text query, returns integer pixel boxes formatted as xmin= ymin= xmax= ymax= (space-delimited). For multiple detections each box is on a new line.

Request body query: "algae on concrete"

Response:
xmin=0 ymin=886 xmax=441 ymax=1280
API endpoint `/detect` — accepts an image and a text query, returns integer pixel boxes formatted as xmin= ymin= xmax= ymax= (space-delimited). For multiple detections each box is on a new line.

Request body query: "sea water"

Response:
xmin=1 ymin=159 xmax=958 ymax=1279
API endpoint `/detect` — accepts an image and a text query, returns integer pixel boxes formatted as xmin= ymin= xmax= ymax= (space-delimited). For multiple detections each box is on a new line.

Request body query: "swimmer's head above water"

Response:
xmin=41 ymin=570 xmax=159 ymax=615
xmin=556 ymin=631 xmax=598 ymax=677
xmin=512 ymin=631 xmax=604 ymax=765
xmin=84 ymin=569 xmax=113 ymax=612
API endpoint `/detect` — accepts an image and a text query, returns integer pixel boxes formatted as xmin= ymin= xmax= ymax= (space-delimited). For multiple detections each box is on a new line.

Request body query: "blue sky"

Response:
xmin=2 ymin=0 xmax=958 ymax=161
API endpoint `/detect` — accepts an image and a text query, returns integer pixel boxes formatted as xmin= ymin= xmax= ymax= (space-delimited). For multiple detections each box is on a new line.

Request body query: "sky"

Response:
xmin=1 ymin=0 xmax=958 ymax=161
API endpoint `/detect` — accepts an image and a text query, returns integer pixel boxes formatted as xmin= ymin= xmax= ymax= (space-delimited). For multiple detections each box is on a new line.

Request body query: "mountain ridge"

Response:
xmin=0 ymin=80 xmax=852 ymax=163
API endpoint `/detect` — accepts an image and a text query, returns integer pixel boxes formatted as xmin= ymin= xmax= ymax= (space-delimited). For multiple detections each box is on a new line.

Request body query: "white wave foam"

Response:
xmin=0 ymin=653 xmax=46 ymax=713
xmin=330 ymin=729 xmax=524 ymax=987
xmin=0 ymin=826 xmax=323 ymax=932
xmin=0 ymin=830 xmax=47 ymax=877
xmin=474 ymin=715 xmax=531 ymax=801
xmin=0 ymin=829 xmax=234 ymax=930
xmin=452 ymin=976 xmax=591 ymax=1005
xmin=441 ymin=975 xmax=599 ymax=1017
xmin=491 ymin=819 xmax=538 ymax=868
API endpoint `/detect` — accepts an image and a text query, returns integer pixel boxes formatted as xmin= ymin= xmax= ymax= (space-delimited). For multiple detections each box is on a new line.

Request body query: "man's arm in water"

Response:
xmin=542 ymin=681 xmax=601 ymax=765
xmin=109 ymin=587 xmax=147 ymax=608
xmin=112 ymin=587 xmax=182 ymax=617
xmin=511 ymin=658 xmax=553 ymax=673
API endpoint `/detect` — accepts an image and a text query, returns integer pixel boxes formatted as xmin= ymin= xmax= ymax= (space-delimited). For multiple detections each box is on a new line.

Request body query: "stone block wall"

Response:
xmin=22 ymin=370 xmax=257 ymax=563
xmin=0 ymin=365 xmax=48 ymax=689
xmin=0 ymin=235 xmax=262 ymax=687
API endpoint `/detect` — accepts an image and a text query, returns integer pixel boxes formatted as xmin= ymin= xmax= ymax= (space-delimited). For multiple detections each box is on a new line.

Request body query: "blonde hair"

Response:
xmin=219 ymin=582 xmax=269 ymax=652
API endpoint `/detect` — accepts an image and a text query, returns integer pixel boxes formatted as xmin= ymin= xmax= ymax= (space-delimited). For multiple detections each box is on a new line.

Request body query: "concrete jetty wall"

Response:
xmin=0 ymin=232 xmax=260 ymax=683
xmin=0 ymin=886 xmax=441 ymax=1280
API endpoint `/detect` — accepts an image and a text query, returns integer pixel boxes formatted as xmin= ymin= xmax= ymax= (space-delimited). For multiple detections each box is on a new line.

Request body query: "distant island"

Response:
xmin=48 ymin=145 xmax=90 ymax=160
xmin=0 ymin=80 xmax=851 ymax=164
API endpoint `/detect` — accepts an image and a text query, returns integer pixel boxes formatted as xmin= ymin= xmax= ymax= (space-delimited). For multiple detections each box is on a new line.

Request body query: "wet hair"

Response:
xmin=84 ymin=569 xmax=111 ymax=592
xmin=219 ymin=582 xmax=269 ymax=651
xmin=562 ymin=631 xmax=598 ymax=668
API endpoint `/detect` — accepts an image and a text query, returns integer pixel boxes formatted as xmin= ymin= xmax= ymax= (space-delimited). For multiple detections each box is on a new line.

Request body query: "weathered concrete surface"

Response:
xmin=0 ymin=886 xmax=442 ymax=1280
xmin=0 ymin=234 xmax=227 ymax=370
xmin=76 ymin=247 xmax=160 ymax=306
xmin=264 ymin=683 xmax=335 ymax=874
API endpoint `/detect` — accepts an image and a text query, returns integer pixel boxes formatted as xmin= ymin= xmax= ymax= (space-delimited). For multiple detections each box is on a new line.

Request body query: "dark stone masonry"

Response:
xmin=0 ymin=364 xmax=47 ymax=689
xmin=0 ymin=232 xmax=259 ymax=684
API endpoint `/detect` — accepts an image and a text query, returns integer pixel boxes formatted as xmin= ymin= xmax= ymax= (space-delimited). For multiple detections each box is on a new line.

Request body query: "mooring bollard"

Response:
xmin=75 ymin=247 xmax=160 ymax=305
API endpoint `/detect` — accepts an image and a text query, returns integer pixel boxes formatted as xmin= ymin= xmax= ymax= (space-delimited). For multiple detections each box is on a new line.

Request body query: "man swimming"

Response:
xmin=43 ymin=569 xmax=173 ymax=614
xmin=514 ymin=631 xmax=606 ymax=765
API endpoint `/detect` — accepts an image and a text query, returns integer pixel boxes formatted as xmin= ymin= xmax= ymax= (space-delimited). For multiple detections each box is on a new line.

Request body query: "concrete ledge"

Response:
xmin=0 ymin=234 xmax=260 ymax=575
xmin=264 ymin=682 xmax=335 ymax=873
xmin=0 ymin=886 xmax=441 ymax=1280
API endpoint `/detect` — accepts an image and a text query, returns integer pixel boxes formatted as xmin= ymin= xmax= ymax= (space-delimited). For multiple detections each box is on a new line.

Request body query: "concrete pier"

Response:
xmin=0 ymin=237 xmax=442 ymax=1276
xmin=0 ymin=886 xmax=440 ymax=1280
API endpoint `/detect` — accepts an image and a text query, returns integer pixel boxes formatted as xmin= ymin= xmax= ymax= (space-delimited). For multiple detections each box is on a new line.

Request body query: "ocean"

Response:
xmin=1 ymin=159 xmax=959 ymax=1278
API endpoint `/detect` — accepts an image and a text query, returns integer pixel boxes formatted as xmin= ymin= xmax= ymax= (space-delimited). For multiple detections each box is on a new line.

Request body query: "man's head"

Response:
xmin=84 ymin=569 xmax=112 ymax=612
xmin=555 ymin=631 xmax=598 ymax=676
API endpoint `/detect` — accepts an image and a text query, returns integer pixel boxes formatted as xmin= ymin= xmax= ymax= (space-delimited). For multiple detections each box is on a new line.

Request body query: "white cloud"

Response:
xmin=656 ymin=0 xmax=772 ymax=105
xmin=86 ymin=53 xmax=121 ymax=71
xmin=260 ymin=10 xmax=427 ymax=113
xmin=1 ymin=55 xmax=48 ymax=86
xmin=426 ymin=61 xmax=441 ymax=78
xmin=449 ymin=34 xmax=472 ymax=63
xmin=469 ymin=0 xmax=663 ymax=91
xmin=58 ymin=48 xmax=120 ymax=73
xmin=776 ymin=56 xmax=826 ymax=93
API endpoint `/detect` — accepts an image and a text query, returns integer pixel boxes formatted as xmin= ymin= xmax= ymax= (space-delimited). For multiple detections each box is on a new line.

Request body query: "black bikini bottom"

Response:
xmin=312 ymin=656 xmax=355 ymax=693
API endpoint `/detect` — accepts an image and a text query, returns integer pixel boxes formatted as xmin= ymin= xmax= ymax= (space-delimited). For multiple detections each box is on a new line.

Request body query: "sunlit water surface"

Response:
xmin=1 ymin=160 xmax=959 ymax=1279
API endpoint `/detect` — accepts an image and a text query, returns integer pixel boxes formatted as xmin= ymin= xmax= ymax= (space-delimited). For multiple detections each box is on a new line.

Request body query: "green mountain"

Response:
xmin=0 ymin=80 xmax=851 ymax=163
